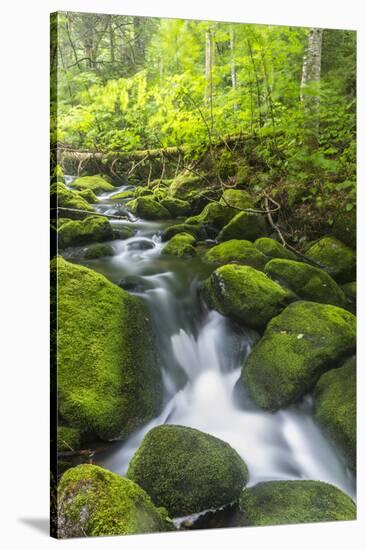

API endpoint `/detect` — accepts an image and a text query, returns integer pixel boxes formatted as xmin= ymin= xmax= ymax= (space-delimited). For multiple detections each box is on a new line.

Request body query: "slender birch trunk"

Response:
xmin=300 ymin=28 xmax=323 ymax=148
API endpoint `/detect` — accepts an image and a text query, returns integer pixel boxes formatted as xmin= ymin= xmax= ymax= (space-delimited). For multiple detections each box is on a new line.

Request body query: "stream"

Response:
xmin=63 ymin=176 xmax=356 ymax=511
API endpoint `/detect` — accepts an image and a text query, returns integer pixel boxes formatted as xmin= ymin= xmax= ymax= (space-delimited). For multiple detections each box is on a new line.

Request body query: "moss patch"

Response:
xmin=265 ymin=258 xmax=346 ymax=307
xmin=58 ymin=464 xmax=172 ymax=538
xmin=203 ymin=264 xmax=294 ymax=328
xmin=50 ymin=182 xmax=94 ymax=217
xmin=204 ymin=239 xmax=267 ymax=270
xmin=110 ymin=190 xmax=134 ymax=201
xmin=219 ymin=189 xmax=254 ymax=210
xmin=238 ymin=480 xmax=355 ymax=526
xmin=241 ymin=301 xmax=356 ymax=410
xmin=254 ymin=237 xmax=297 ymax=260
xmin=58 ymin=215 xmax=114 ymax=249
xmin=53 ymin=257 xmax=162 ymax=440
xmin=127 ymin=197 xmax=171 ymax=220
xmin=169 ymin=172 xmax=206 ymax=200
xmin=77 ymin=189 xmax=98 ymax=204
xmin=57 ymin=426 xmax=80 ymax=453
xmin=127 ymin=425 xmax=248 ymax=517
xmin=219 ymin=211 xmax=267 ymax=242
xmin=162 ymin=232 xmax=196 ymax=257
xmin=314 ymin=357 xmax=356 ymax=470
xmin=305 ymin=237 xmax=356 ymax=283
xmin=84 ymin=243 xmax=115 ymax=259
xmin=71 ymin=175 xmax=115 ymax=194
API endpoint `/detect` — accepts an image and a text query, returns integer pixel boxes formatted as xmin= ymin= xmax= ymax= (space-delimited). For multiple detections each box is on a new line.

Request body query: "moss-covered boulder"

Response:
xmin=241 ymin=301 xmax=356 ymax=410
xmin=58 ymin=464 xmax=172 ymax=538
xmin=314 ymin=357 xmax=356 ymax=470
xmin=58 ymin=215 xmax=114 ymax=249
xmin=254 ymin=237 xmax=297 ymax=260
xmin=219 ymin=212 xmax=267 ymax=242
xmin=169 ymin=172 xmax=206 ymax=200
xmin=71 ymin=175 xmax=115 ymax=194
xmin=305 ymin=237 xmax=356 ymax=283
xmin=162 ymin=222 xmax=203 ymax=242
xmin=127 ymin=425 xmax=248 ymax=517
xmin=162 ymin=232 xmax=196 ymax=258
xmin=51 ymin=163 xmax=64 ymax=184
xmin=238 ymin=480 xmax=355 ymax=526
xmin=127 ymin=197 xmax=171 ymax=220
xmin=202 ymin=264 xmax=294 ymax=328
xmin=160 ymin=197 xmax=191 ymax=217
xmin=186 ymin=202 xmax=235 ymax=233
xmin=57 ymin=426 xmax=80 ymax=453
xmin=264 ymin=258 xmax=346 ymax=307
xmin=54 ymin=257 xmax=162 ymax=440
xmin=84 ymin=243 xmax=115 ymax=259
xmin=342 ymin=281 xmax=356 ymax=314
xmin=219 ymin=188 xmax=254 ymax=210
xmin=204 ymin=240 xmax=268 ymax=270
xmin=50 ymin=182 xmax=94 ymax=217
xmin=77 ymin=189 xmax=98 ymax=204
xmin=332 ymin=209 xmax=356 ymax=249
xmin=110 ymin=189 xmax=135 ymax=201
xmin=134 ymin=186 xmax=153 ymax=198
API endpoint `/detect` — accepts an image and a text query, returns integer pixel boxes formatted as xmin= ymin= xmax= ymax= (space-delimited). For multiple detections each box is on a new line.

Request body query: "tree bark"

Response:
xmin=300 ymin=28 xmax=323 ymax=148
xmin=230 ymin=26 xmax=238 ymax=110
xmin=205 ymin=29 xmax=214 ymax=131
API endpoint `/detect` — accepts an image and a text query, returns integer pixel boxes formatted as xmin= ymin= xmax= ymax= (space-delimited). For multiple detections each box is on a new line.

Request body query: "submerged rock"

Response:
xmin=162 ymin=232 xmax=196 ymax=257
xmin=264 ymin=258 xmax=346 ymax=307
xmin=58 ymin=215 xmax=114 ymax=249
xmin=71 ymin=174 xmax=115 ymax=194
xmin=58 ymin=464 xmax=172 ymax=538
xmin=202 ymin=264 xmax=294 ymax=328
xmin=254 ymin=237 xmax=297 ymax=260
xmin=127 ymin=425 xmax=248 ymax=517
xmin=53 ymin=257 xmax=162 ymax=440
xmin=204 ymin=239 xmax=267 ymax=270
xmin=219 ymin=212 xmax=267 ymax=242
xmin=84 ymin=243 xmax=115 ymax=259
xmin=238 ymin=480 xmax=356 ymax=526
xmin=305 ymin=236 xmax=356 ymax=283
xmin=127 ymin=196 xmax=171 ymax=220
xmin=241 ymin=301 xmax=356 ymax=410
xmin=314 ymin=357 xmax=356 ymax=470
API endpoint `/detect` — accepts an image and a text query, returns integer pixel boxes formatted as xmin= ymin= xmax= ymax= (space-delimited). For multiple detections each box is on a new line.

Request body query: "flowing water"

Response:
xmin=63 ymin=179 xmax=356 ymax=508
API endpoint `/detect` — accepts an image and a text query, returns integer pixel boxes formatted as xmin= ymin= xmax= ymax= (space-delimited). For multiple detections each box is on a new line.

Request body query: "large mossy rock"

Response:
xmin=342 ymin=281 xmax=356 ymax=314
xmin=332 ymin=209 xmax=356 ymax=249
xmin=238 ymin=480 xmax=356 ymax=526
xmin=110 ymin=189 xmax=135 ymax=201
xmin=254 ymin=237 xmax=297 ymax=260
xmin=219 ymin=211 xmax=267 ymax=242
xmin=241 ymin=301 xmax=356 ymax=410
xmin=77 ymin=189 xmax=98 ymax=204
xmin=53 ymin=257 xmax=162 ymax=440
xmin=305 ymin=237 xmax=356 ymax=283
xmin=162 ymin=222 xmax=203 ymax=242
xmin=162 ymin=232 xmax=196 ymax=258
xmin=202 ymin=264 xmax=294 ymax=329
xmin=186 ymin=202 xmax=235 ymax=233
xmin=50 ymin=182 xmax=94 ymax=217
xmin=219 ymin=188 xmax=254 ymax=210
xmin=169 ymin=172 xmax=206 ymax=200
xmin=160 ymin=197 xmax=191 ymax=217
xmin=314 ymin=357 xmax=356 ymax=470
xmin=71 ymin=175 xmax=115 ymax=194
xmin=84 ymin=243 xmax=115 ymax=259
xmin=58 ymin=215 xmax=114 ymax=249
xmin=127 ymin=425 xmax=248 ymax=517
xmin=127 ymin=196 xmax=171 ymax=220
xmin=265 ymin=258 xmax=346 ymax=307
xmin=204 ymin=239 xmax=267 ymax=270
xmin=58 ymin=465 xmax=172 ymax=538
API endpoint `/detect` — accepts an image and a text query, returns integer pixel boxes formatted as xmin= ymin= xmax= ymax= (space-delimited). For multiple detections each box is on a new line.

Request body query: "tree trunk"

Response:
xmin=300 ymin=28 xmax=323 ymax=148
xmin=205 ymin=29 xmax=214 ymax=131
xmin=230 ymin=26 xmax=238 ymax=110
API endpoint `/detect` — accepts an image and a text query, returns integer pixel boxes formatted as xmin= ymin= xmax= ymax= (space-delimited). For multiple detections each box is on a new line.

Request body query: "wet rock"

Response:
xmin=84 ymin=243 xmax=115 ymax=259
xmin=314 ymin=357 xmax=356 ymax=470
xmin=127 ymin=425 xmax=248 ymax=517
xmin=241 ymin=301 xmax=356 ymax=410
xmin=305 ymin=236 xmax=356 ymax=283
xmin=126 ymin=239 xmax=155 ymax=251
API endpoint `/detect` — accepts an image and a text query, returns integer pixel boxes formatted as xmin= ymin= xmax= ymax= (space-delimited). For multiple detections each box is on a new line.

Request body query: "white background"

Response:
xmin=0 ymin=0 xmax=364 ymax=548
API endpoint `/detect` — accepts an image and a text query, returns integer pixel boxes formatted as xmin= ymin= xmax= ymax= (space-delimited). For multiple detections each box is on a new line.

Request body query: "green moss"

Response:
xmin=162 ymin=223 xmax=203 ymax=242
xmin=134 ymin=186 xmax=153 ymax=198
xmin=186 ymin=202 xmax=235 ymax=231
xmin=332 ymin=210 xmax=356 ymax=249
xmin=219 ymin=189 xmax=254 ymax=210
xmin=84 ymin=243 xmax=115 ymax=259
xmin=71 ymin=175 xmax=115 ymax=194
xmin=314 ymin=357 xmax=356 ymax=470
xmin=342 ymin=281 xmax=356 ymax=314
xmin=57 ymin=426 xmax=80 ymax=453
xmin=241 ymin=301 xmax=356 ymax=410
xmin=50 ymin=182 xmax=94 ymax=217
xmin=160 ymin=197 xmax=191 ymax=217
xmin=219 ymin=211 xmax=267 ymax=242
xmin=127 ymin=197 xmax=171 ymax=220
xmin=58 ymin=215 xmax=114 ymax=249
xmin=51 ymin=163 xmax=64 ymax=183
xmin=204 ymin=239 xmax=268 ymax=270
xmin=169 ymin=172 xmax=206 ymax=200
xmin=264 ymin=258 xmax=346 ymax=307
xmin=305 ymin=237 xmax=356 ymax=283
xmin=77 ymin=189 xmax=98 ymax=204
xmin=254 ymin=237 xmax=297 ymax=260
xmin=162 ymin=232 xmax=196 ymax=257
xmin=110 ymin=190 xmax=135 ymax=201
xmin=58 ymin=464 xmax=172 ymax=538
xmin=127 ymin=425 xmax=248 ymax=517
xmin=203 ymin=264 xmax=294 ymax=328
xmin=238 ymin=480 xmax=356 ymax=526
xmin=53 ymin=257 xmax=162 ymax=440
